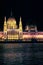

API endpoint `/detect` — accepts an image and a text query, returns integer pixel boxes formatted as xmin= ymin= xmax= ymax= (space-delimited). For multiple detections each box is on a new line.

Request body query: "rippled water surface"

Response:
xmin=0 ymin=43 xmax=43 ymax=65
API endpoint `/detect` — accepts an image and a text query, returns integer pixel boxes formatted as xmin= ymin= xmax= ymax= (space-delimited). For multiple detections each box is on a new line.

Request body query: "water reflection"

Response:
xmin=0 ymin=43 xmax=43 ymax=65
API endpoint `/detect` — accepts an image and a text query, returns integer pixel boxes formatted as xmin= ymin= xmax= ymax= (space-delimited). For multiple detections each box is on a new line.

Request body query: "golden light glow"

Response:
xmin=0 ymin=16 xmax=43 ymax=41
xmin=23 ymin=35 xmax=32 ymax=39
xmin=35 ymin=35 xmax=43 ymax=39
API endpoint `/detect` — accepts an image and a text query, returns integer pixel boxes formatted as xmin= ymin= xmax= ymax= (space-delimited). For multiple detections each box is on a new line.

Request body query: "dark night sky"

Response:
xmin=0 ymin=0 xmax=43 ymax=31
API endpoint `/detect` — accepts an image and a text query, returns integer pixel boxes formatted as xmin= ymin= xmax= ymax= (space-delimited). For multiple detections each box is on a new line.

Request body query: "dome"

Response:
xmin=7 ymin=18 xmax=16 ymax=22
xmin=7 ymin=17 xmax=17 ymax=29
xmin=7 ymin=17 xmax=16 ymax=24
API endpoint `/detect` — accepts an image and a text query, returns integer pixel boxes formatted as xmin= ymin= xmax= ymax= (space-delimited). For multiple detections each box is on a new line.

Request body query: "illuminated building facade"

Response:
xmin=3 ymin=16 xmax=23 ymax=40
xmin=0 ymin=15 xmax=43 ymax=41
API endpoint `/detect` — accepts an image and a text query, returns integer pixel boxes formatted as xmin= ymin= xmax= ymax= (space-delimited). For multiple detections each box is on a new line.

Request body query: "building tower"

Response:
xmin=4 ymin=16 xmax=7 ymax=33
xmin=25 ymin=25 xmax=30 ymax=32
xmin=35 ymin=26 xmax=37 ymax=32
xmin=19 ymin=17 xmax=23 ymax=32
xmin=19 ymin=17 xmax=23 ymax=39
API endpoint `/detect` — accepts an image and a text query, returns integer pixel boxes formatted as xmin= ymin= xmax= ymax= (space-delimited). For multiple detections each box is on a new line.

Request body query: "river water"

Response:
xmin=0 ymin=43 xmax=43 ymax=65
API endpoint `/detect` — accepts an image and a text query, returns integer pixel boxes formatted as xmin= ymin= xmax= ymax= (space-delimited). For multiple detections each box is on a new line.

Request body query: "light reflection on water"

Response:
xmin=0 ymin=43 xmax=43 ymax=65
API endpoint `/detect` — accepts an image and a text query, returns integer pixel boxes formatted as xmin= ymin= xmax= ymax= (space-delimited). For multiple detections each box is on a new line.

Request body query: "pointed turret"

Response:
xmin=4 ymin=16 xmax=7 ymax=33
xmin=10 ymin=9 xmax=14 ymax=18
xmin=20 ymin=17 xmax=21 ymax=22
xmin=19 ymin=17 xmax=23 ymax=32
xmin=11 ymin=9 xmax=13 ymax=17
xmin=25 ymin=25 xmax=29 ymax=31
xmin=35 ymin=26 xmax=37 ymax=32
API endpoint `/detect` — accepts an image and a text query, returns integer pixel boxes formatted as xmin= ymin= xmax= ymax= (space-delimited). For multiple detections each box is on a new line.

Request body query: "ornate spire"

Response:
xmin=4 ymin=16 xmax=7 ymax=33
xmin=20 ymin=17 xmax=22 ymax=22
xmin=10 ymin=8 xmax=13 ymax=17
xmin=19 ymin=17 xmax=23 ymax=32
xmin=4 ymin=16 xmax=6 ymax=21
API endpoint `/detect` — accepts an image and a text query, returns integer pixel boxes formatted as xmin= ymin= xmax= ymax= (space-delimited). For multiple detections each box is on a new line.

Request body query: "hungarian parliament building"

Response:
xmin=0 ymin=16 xmax=43 ymax=41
